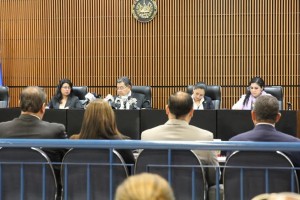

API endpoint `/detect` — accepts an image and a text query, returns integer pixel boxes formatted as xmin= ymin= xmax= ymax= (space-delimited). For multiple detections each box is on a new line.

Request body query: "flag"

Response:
xmin=0 ymin=62 xmax=2 ymax=86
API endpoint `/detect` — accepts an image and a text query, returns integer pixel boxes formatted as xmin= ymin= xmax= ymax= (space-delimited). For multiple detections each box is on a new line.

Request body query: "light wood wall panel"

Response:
xmin=0 ymin=0 xmax=299 ymax=109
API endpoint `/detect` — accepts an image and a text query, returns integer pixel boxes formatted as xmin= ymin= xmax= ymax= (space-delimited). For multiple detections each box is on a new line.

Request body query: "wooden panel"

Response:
xmin=0 ymin=0 xmax=299 ymax=109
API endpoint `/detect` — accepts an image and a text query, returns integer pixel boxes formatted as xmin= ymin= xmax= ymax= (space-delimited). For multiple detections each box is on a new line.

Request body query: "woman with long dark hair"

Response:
xmin=70 ymin=99 xmax=135 ymax=171
xmin=48 ymin=79 xmax=83 ymax=109
xmin=232 ymin=77 xmax=271 ymax=110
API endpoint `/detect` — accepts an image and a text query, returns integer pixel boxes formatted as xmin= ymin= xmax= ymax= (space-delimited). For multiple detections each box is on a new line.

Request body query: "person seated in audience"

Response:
xmin=192 ymin=82 xmax=214 ymax=110
xmin=0 ymin=86 xmax=67 ymax=199
xmin=232 ymin=76 xmax=270 ymax=110
xmin=115 ymin=173 xmax=175 ymax=200
xmin=229 ymin=95 xmax=300 ymax=168
xmin=113 ymin=76 xmax=151 ymax=109
xmin=48 ymin=78 xmax=83 ymax=109
xmin=252 ymin=192 xmax=300 ymax=200
xmin=141 ymin=91 xmax=219 ymax=186
xmin=70 ymin=99 xmax=135 ymax=172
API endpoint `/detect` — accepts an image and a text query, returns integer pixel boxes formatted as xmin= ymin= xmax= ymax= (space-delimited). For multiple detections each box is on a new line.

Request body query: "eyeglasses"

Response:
xmin=62 ymin=86 xmax=71 ymax=89
xmin=117 ymin=86 xmax=127 ymax=91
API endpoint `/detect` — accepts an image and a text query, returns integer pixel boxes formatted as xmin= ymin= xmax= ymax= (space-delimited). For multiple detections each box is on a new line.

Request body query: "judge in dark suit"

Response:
xmin=48 ymin=78 xmax=83 ymax=109
xmin=191 ymin=82 xmax=214 ymax=110
xmin=229 ymin=95 xmax=300 ymax=168
xmin=115 ymin=76 xmax=151 ymax=109
xmin=0 ymin=86 xmax=67 ymax=198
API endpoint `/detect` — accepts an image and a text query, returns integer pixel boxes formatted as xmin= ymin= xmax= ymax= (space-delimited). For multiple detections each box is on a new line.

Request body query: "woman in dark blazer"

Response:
xmin=191 ymin=82 xmax=214 ymax=110
xmin=48 ymin=79 xmax=83 ymax=109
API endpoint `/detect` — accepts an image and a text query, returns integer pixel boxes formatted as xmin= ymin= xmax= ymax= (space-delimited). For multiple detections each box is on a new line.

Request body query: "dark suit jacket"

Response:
xmin=48 ymin=95 xmax=83 ymax=109
xmin=129 ymin=92 xmax=151 ymax=109
xmin=0 ymin=114 xmax=67 ymax=163
xmin=229 ymin=124 xmax=300 ymax=168
xmin=203 ymin=96 xmax=214 ymax=110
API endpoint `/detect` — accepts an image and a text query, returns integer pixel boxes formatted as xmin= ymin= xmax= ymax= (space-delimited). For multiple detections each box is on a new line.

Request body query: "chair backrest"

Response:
xmin=72 ymin=86 xmax=88 ymax=104
xmin=135 ymin=149 xmax=207 ymax=200
xmin=0 ymin=147 xmax=57 ymax=200
xmin=131 ymin=85 xmax=152 ymax=103
xmin=61 ymin=148 xmax=128 ymax=200
xmin=264 ymin=86 xmax=283 ymax=110
xmin=187 ymin=85 xmax=221 ymax=109
xmin=223 ymin=151 xmax=299 ymax=200
xmin=0 ymin=86 xmax=9 ymax=108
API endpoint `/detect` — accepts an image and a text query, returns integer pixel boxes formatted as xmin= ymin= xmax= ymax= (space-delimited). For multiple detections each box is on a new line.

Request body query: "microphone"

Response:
xmin=114 ymin=97 xmax=124 ymax=109
xmin=127 ymin=97 xmax=139 ymax=110
xmin=104 ymin=94 xmax=114 ymax=103
xmin=104 ymin=94 xmax=116 ymax=108
xmin=82 ymin=92 xmax=96 ymax=106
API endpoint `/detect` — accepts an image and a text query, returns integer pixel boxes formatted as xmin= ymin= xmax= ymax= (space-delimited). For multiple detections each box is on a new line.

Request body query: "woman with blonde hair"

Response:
xmin=70 ymin=99 xmax=135 ymax=170
xmin=115 ymin=173 xmax=175 ymax=200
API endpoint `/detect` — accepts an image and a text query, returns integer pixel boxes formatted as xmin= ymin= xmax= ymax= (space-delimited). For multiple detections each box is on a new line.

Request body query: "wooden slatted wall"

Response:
xmin=0 ymin=0 xmax=299 ymax=109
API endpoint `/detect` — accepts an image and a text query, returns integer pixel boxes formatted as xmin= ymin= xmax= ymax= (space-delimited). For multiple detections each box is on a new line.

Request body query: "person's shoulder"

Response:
xmin=204 ymin=96 xmax=212 ymax=101
xmin=229 ymin=130 xmax=252 ymax=141
xmin=189 ymin=125 xmax=214 ymax=137
xmin=141 ymin=125 xmax=164 ymax=138
xmin=69 ymin=95 xmax=80 ymax=100
xmin=275 ymin=130 xmax=300 ymax=141
xmin=40 ymin=120 xmax=65 ymax=131
xmin=131 ymin=92 xmax=145 ymax=99
xmin=0 ymin=119 xmax=16 ymax=128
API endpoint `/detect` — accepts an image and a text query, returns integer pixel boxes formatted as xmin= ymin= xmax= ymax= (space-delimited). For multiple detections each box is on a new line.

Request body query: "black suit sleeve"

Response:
xmin=141 ymin=98 xmax=152 ymax=109
xmin=203 ymin=96 xmax=214 ymax=110
xmin=48 ymin=99 xmax=54 ymax=109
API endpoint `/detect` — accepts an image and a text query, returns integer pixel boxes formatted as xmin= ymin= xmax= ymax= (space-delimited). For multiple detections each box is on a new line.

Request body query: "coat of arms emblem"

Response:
xmin=132 ymin=0 xmax=157 ymax=23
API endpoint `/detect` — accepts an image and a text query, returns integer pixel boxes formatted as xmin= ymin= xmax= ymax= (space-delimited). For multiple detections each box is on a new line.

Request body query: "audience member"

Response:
xmin=113 ymin=76 xmax=151 ymax=109
xmin=70 ymin=99 xmax=135 ymax=172
xmin=192 ymin=82 xmax=214 ymax=110
xmin=114 ymin=173 xmax=175 ymax=200
xmin=232 ymin=76 xmax=270 ymax=110
xmin=252 ymin=192 xmax=300 ymax=200
xmin=229 ymin=95 xmax=300 ymax=168
xmin=48 ymin=78 xmax=83 ymax=109
xmin=141 ymin=91 xmax=219 ymax=186
xmin=0 ymin=86 xmax=67 ymax=198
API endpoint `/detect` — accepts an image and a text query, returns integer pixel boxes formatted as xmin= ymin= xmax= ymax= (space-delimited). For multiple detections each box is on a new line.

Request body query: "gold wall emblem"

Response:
xmin=132 ymin=0 xmax=157 ymax=23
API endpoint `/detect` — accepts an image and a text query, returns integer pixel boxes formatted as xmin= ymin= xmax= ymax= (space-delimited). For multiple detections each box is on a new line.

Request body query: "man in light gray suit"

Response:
xmin=141 ymin=91 xmax=219 ymax=186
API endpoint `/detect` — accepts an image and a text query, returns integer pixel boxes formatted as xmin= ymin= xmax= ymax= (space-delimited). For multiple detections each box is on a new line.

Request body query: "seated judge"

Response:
xmin=48 ymin=79 xmax=83 ymax=109
xmin=192 ymin=82 xmax=214 ymax=110
xmin=110 ymin=76 xmax=151 ymax=109
xmin=232 ymin=76 xmax=270 ymax=110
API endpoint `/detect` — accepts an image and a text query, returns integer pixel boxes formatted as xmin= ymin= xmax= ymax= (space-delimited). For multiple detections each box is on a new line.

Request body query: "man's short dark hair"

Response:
xmin=20 ymin=86 xmax=47 ymax=113
xmin=253 ymin=95 xmax=279 ymax=123
xmin=117 ymin=76 xmax=132 ymax=87
xmin=168 ymin=91 xmax=193 ymax=119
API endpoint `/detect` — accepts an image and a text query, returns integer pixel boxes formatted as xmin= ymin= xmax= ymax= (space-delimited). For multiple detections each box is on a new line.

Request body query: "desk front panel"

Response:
xmin=66 ymin=109 xmax=140 ymax=140
xmin=0 ymin=109 xmax=297 ymax=141
xmin=216 ymin=110 xmax=297 ymax=141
